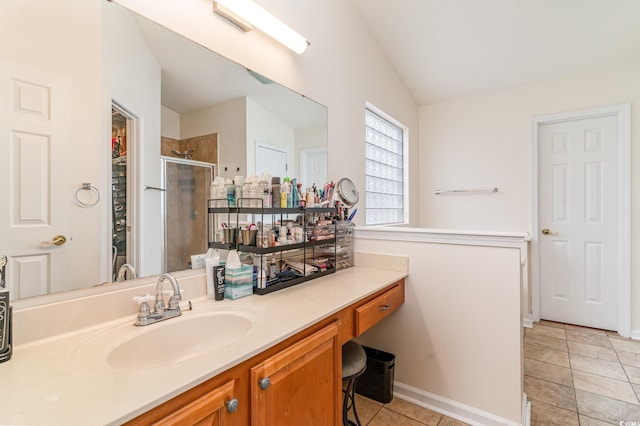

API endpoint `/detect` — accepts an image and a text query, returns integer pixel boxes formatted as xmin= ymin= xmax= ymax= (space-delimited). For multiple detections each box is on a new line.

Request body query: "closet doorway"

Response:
xmin=111 ymin=104 xmax=137 ymax=281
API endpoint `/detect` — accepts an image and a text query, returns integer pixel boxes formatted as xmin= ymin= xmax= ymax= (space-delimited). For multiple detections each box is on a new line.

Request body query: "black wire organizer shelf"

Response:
xmin=208 ymin=199 xmax=338 ymax=295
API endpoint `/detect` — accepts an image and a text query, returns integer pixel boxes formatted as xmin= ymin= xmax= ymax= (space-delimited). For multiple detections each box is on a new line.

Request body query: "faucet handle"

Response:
xmin=133 ymin=294 xmax=154 ymax=318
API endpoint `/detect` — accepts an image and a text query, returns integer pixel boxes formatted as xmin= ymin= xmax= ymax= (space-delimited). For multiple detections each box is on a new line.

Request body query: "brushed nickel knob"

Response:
xmin=259 ymin=377 xmax=271 ymax=390
xmin=226 ymin=398 xmax=239 ymax=413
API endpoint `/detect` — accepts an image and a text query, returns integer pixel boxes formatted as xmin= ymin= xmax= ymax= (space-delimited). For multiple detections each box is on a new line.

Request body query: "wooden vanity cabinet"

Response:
xmin=251 ymin=322 xmax=341 ymax=425
xmin=126 ymin=279 xmax=404 ymax=426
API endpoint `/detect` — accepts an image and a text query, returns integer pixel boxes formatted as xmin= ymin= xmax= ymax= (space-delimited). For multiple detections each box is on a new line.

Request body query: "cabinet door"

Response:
xmin=251 ymin=322 xmax=341 ymax=426
xmin=150 ymin=380 xmax=236 ymax=426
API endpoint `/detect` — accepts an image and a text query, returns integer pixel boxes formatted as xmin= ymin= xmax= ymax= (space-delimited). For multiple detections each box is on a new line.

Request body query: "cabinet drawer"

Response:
xmin=355 ymin=283 xmax=404 ymax=335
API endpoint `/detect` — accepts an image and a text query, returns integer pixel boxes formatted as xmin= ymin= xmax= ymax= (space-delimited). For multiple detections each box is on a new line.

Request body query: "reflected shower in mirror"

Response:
xmin=0 ymin=0 xmax=327 ymax=301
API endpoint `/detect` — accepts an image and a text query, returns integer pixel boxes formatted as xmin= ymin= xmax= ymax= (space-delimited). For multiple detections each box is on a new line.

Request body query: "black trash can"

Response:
xmin=355 ymin=346 xmax=395 ymax=403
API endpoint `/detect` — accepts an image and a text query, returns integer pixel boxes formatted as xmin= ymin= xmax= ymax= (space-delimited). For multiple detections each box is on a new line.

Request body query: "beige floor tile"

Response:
xmin=567 ymin=341 xmax=618 ymax=363
xmin=618 ymin=351 xmax=640 ymax=368
xmin=385 ymin=398 xmax=442 ymax=425
xmin=572 ymin=370 xmax=639 ymax=404
xmin=437 ymin=416 xmax=469 ymax=426
xmin=525 ymin=343 xmax=570 ymax=367
xmin=530 ymin=400 xmax=579 ymax=425
xmin=525 ymin=333 xmax=568 ymax=352
xmin=623 ymin=365 xmax=640 ymax=385
xmin=566 ymin=329 xmax=612 ymax=348
xmin=576 ymin=390 xmax=640 ymax=424
xmin=632 ymin=383 xmax=640 ymax=401
xmin=578 ymin=414 xmax=618 ymax=425
xmin=528 ymin=324 xmax=567 ymax=340
xmin=539 ymin=320 xmax=566 ymax=329
xmin=368 ymin=407 xmax=426 ymax=426
xmin=524 ymin=376 xmax=577 ymax=411
xmin=569 ymin=353 xmax=627 ymax=381
xmin=611 ymin=337 xmax=640 ymax=355
xmin=525 ymin=358 xmax=573 ymax=387
xmin=348 ymin=393 xmax=382 ymax=425
xmin=564 ymin=324 xmax=609 ymax=335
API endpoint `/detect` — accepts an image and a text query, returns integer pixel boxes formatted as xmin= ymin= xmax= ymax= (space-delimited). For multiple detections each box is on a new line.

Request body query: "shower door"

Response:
xmin=161 ymin=157 xmax=215 ymax=273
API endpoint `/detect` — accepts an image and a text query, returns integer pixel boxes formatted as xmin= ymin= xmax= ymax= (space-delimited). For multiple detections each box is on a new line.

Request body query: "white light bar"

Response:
xmin=214 ymin=0 xmax=309 ymax=54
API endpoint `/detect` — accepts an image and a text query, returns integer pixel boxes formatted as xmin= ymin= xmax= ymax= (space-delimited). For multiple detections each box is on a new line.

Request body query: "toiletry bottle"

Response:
xmin=271 ymin=177 xmax=281 ymax=208
xmin=281 ymin=178 xmax=292 ymax=208
xmin=259 ymin=176 xmax=272 ymax=208
xmin=204 ymin=249 xmax=221 ymax=300
xmin=291 ymin=178 xmax=299 ymax=207
xmin=242 ymin=176 xmax=252 ymax=208
xmin=249 ymin=175 xmax=260 ymax=208
xmin=234 ymin=176 xmax=244 ymax=208
xmin=226 ymin=179 xmax=236 ymax=207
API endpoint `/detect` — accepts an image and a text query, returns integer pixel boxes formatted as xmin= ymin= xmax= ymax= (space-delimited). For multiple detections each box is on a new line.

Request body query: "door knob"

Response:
xmin=41 ymin=235 xmax=67 ymax=246
xmin=541 ymin=228 xmax=557 ymax=236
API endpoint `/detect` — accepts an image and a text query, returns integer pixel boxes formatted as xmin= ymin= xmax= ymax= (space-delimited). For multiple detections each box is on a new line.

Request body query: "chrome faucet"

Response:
xmin=134 ymin=273 xmax=182 ymax=326
xmin=116 ymin=263 xmax=137 ymax=282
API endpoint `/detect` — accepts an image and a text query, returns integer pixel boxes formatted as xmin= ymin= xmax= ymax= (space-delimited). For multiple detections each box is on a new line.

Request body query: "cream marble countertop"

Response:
xmin=0 ymin=264 xmax=406 ymax=425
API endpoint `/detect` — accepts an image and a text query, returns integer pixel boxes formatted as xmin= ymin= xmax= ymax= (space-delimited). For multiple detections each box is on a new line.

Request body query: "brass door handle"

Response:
xmin=541 ymin=228 xmax=557 ymax=236
xmin=41 ymin=235 xmax=67 ymax=246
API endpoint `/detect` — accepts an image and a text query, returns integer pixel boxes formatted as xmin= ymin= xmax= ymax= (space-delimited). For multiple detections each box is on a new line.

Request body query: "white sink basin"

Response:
xmin=72 ymin=303 xmax=263 ymax=370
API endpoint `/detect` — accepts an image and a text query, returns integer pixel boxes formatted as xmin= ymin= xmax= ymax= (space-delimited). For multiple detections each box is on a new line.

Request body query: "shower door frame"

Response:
xmin=160 ymin=156 xmax=216 ymax=273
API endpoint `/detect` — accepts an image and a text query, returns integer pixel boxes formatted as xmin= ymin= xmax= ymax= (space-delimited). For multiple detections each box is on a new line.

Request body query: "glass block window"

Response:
xmin=365 ymin=107 xmax=406 ymax=225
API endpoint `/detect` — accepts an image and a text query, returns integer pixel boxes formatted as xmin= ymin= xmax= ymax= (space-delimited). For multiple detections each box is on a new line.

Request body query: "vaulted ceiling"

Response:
xmin=350 ymin=0 xmax=640 ymax=105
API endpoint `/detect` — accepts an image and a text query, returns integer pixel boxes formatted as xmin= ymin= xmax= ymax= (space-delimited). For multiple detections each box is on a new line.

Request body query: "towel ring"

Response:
xmin=75 ymin=182 xmax=100 ymax=207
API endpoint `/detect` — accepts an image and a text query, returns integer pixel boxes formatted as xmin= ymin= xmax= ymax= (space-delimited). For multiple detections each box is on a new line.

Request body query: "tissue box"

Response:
xmin=224 ymin=283 xmax=253 ymax=299
xmin=225 ymin=265 xmax=253 ymax=286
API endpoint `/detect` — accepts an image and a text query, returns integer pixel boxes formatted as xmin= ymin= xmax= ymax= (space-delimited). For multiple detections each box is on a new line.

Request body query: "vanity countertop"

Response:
xmin=0 ymin=265 xmax=406 ymax=425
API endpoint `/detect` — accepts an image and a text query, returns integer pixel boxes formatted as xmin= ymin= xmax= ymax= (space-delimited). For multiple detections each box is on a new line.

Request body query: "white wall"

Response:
xmin=103 ymin=1 xmax=163 ymax=278
xmin=0 ymin=0 xmax=103 ymax=291
xmin=113 ymin=0 xmax=420 ymax=227
xmin=180 ymin=98 xmax=247 ymax=180
xmin=356 ymin=235 xmax=524 ymax=424
xmin=161 ymin=106 xmax=181 ymax=139
xmin=246 ymin=97 xmax=295 ymax=176
xmin=419 ymin=61 xmax=640 ymax=331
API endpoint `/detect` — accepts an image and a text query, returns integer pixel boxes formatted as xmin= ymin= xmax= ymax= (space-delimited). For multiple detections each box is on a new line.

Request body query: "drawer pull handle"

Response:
xmin=226 ymin=398 xmax=239 ymax=413
xmin=259 ymin=377 xmax=271 ymax=390
xmin=379 ymin=304 xmax=390 ymax=312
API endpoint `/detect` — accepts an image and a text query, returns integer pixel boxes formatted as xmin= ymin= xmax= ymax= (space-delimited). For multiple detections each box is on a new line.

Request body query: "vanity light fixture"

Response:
xmin=213 ymin=0 xmax=309 ymax=54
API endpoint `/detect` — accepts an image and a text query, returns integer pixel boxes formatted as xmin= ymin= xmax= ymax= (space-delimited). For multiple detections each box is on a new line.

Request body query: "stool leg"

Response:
xmin=342 ymin=376 xmax=362 ymax=426
xmin=350 ymin=376 xmax=362 ymax=426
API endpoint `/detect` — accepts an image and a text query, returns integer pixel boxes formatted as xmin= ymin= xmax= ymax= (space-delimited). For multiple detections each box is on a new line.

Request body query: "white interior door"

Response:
xmin=0 ymin=58 xmax=71 ymax=299
xmin=255 ymin=142 xmax=288 ymax=179
xmin=538 ymin=114 xmax=619 ymax=330
xmin=300 ymin=147 xmax=327 ymax=188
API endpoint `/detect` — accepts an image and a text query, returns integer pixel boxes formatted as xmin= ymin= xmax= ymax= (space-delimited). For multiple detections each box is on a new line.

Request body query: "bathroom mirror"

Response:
xmin=0 ymin=0 xmax=327 ymax=301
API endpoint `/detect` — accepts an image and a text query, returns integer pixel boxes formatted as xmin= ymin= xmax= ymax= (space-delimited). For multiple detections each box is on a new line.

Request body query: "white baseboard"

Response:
xmin=629 ymin=330 xmax=640 ymax=340
xmin=393 ymin=381 xmax=523 ymax=426
xmin=522 ymin=393 xmax=531 ymax=426
xmin=522 ymin=315 xmax=533 ymax=329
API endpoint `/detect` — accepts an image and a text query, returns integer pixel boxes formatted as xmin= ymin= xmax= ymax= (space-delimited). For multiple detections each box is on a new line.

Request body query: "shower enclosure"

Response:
xmin=161 ymin=157 xmax=215 ymax=273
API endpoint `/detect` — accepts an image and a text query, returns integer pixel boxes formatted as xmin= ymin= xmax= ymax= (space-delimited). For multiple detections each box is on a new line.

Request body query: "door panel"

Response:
xmin=539 ymin=115 xmax=618 ymax=330
xmin=0 ymin=58 xmax=70 ymax=299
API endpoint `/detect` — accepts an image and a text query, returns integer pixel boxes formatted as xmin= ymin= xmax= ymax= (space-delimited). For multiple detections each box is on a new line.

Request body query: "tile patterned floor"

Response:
xmin=348 ymin=393 xmax=469 ymax=426
xmin=525 ymin=321 xmax=640 ymax=425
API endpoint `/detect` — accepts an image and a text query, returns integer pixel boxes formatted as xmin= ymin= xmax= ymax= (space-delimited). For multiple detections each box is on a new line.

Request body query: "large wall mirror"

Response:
xmin=0 ymin=0 xmax=327 ymax=302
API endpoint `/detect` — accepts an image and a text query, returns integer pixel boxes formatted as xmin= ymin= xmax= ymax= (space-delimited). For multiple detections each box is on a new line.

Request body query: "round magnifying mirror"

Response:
xmin=336 ymin=177 xmax=359 ymax=207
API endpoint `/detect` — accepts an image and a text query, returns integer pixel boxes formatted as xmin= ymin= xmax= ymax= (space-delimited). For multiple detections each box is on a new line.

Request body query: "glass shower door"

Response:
xmin=161 ymin=157 xmax=214 ymax=273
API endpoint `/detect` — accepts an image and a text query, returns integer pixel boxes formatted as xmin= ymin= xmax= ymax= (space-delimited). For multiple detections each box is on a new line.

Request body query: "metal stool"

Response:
xmin=342 ymin=341 xmax=367 ymax=426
